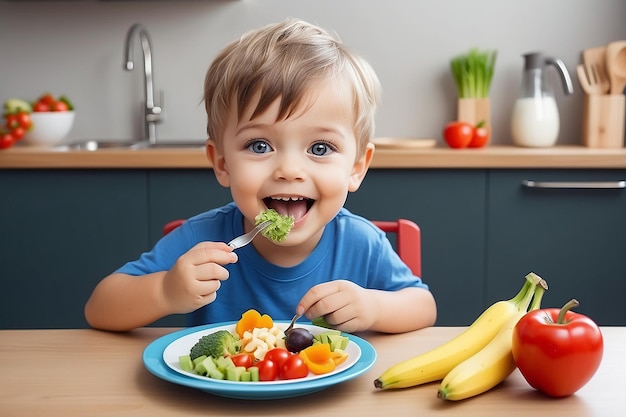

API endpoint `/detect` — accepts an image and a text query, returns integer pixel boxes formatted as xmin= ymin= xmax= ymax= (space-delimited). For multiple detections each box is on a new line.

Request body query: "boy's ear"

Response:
xmin=206 ymin=139 xmax=231 ymax=187
xmin=348 ymin=142 xmax=374 ymax=192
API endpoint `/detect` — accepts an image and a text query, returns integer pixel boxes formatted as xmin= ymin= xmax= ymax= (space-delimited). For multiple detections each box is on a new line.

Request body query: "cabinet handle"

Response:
xmin=522 ymin=180 xmax=626 ymax=189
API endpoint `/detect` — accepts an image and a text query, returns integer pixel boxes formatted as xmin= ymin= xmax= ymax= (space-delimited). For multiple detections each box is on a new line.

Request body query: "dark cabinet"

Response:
xmin=486 ymin=170 xmax=626 ymax=325
xmin=146 ymin=169 xmax=232 ymax=327
xmin=147 ymin=170 xmax=232 ymax=247
xmin=2 ymin=167 xmax=624 ymax=329
xmin=345 ymin=169 xmax=487 ymax=325
xmin=0 ymin=170 xmax=150 ymax=329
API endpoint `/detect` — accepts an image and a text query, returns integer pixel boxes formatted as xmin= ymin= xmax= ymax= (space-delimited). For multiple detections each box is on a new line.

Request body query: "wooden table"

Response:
xmin=1 ymin=327 xmax=623 ymax=416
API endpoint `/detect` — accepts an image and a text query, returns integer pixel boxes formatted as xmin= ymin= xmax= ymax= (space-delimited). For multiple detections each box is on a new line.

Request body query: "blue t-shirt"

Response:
xmin=116 ymin=203 xmax=428 ymax=325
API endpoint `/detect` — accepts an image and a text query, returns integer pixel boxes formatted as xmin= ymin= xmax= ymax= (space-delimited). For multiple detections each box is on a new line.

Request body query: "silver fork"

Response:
xmin=227 ymin=220 xmax=272 ymax=249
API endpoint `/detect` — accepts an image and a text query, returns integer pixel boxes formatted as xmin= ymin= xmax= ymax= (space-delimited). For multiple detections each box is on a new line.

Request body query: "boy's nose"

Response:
xmin=273 ymin=153 xmax=305 ymax=181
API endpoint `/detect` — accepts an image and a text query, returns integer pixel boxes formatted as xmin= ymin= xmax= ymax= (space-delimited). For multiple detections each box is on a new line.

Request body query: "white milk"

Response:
xmin=511 ymin=96 xmax=560 ymax=147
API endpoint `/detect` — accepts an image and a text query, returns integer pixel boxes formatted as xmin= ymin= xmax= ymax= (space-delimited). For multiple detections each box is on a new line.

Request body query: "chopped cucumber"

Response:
xmin=248 ymin=366 xmax=260 ymax=382
xmin=179 ymin=354 xmax=194 ymax=372
xmin=311 ymin=316 xmax=333 ymax=329
xmin=215 ymin=355 xmax=235 ymax=371
xmin=201 ymin=356 xmax=225 ymax=380
xmin=192 ymin=355 xmax=208 ymax=369
xmin=313 ymin=330 xmax=349 ymax=351
xmin=226 ymin=366 xmax=247 ymax=381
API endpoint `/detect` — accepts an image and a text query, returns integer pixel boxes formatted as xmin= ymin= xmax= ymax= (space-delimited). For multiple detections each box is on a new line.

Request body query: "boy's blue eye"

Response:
xmin=246 ymin=140 xmax=272 ymax=154
xmin=309 ymin=141 xmax=335 ymax=156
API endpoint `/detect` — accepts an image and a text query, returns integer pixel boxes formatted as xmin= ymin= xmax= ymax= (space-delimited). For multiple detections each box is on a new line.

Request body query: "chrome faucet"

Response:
xmin=123 ymin=23 xmax=163 ymax=145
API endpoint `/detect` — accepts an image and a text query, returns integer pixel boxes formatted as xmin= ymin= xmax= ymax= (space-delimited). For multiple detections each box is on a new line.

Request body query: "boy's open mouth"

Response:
xmin=263 ymin=196 xmax=314 ymax=221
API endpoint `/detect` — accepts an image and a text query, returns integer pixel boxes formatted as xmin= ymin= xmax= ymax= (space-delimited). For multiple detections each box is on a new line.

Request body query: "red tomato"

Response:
xmin=443 ymin=121 xmax=473 ymax=148
xmin=38 ymin=93 xmax=56 ymax=106
xmin=468 ymin=121 xmax=490 ymax=148
xmin=281 ymin=354 xmax=309 ymax=380
xmin=0 ymin=131 xmax=15 ymax=149
xmin=255 ymin=359 xmax=278 ymax=381
xmin=230 ymin=353 xmax=254 ymax=369
xmin=264 ymin=348 xmax=290 ymax=369
xmin=33 ymin=101 xmax=51 ymax=112
xmin=512 ymin=299 xmax=604 ymax=397
xmin=52 ymin=101 xmax=69 ymax=112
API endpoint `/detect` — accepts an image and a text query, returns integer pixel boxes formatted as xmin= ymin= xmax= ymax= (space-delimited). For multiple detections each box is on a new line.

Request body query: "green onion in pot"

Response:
xmin=450 ymin=48 xmax=497 ymax=98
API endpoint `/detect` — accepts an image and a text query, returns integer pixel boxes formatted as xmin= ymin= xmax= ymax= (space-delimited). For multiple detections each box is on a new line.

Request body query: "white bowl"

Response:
xmin=23 ymin=111 xmax=75 ymax=146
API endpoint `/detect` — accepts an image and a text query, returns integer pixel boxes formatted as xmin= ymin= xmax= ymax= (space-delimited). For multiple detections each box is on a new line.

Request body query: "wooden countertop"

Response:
xmin=0 ymin=326 xmax=622 ymax=416
xmin=2 ymin=144 xmax=626 ymax=169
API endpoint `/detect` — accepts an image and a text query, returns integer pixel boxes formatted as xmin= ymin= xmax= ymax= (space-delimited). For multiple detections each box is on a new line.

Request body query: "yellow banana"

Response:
xmin=437 ymin=280 xmax=547 ymax=401
xmin=374 ymin=272 xmax=543 ymax=390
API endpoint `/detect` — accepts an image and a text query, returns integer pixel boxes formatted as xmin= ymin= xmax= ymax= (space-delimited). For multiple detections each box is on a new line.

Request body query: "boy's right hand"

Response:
xmin=161 ymin=241 xmax=238 ymax=314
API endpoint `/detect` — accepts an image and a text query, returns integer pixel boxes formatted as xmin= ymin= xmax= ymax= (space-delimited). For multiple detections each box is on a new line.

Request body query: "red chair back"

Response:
xmin=163 ymin=219 xmax=185 ymax=236
xmin=373 ymin=219 xmax=421 ymax=277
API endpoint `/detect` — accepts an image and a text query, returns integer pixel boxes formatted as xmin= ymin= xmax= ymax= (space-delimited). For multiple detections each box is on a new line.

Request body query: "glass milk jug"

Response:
xmin=511 ymin=52 xmax=574 ymax=147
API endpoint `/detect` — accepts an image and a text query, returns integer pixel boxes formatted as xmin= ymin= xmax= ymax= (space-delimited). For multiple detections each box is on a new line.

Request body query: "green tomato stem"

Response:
xmin=557 ymin=299 xmax=580 ymax=324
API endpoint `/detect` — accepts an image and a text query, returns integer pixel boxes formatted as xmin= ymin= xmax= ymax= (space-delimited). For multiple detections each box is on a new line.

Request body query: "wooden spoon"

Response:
xmin=606 ymin=40 xmax=626 ymax=94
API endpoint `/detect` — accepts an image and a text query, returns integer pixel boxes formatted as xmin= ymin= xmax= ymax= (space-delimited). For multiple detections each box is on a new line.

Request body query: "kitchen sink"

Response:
xmin=53 ymin=140 xmax=206 ymax=151
xmin=135 ymin=140 xmax=206 ymax=149
xmin=54 ymin=140 xmax=136 ymax=151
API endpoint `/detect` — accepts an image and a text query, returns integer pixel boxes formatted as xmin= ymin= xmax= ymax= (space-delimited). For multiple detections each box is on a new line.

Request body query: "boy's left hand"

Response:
xmin=297 ymin=280 xmax=377 ymax=333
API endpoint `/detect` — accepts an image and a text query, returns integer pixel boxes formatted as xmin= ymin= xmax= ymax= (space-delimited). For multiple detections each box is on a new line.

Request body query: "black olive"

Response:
xmin=285 ymin=327 xmax=314 ymax=353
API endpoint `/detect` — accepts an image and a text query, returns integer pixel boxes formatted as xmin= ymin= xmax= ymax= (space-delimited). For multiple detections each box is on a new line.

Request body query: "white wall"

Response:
xmin=1 ymin=0 xmax=625 ymax=145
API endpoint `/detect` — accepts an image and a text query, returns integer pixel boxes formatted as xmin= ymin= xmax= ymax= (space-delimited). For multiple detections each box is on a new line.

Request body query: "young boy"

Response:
xmin=85 ymin=18 xmax=436 ymax=333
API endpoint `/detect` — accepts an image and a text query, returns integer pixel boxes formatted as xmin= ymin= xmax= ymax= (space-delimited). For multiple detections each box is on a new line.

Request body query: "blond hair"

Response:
xmin=204 ymin=18 xmax=381 ymax=156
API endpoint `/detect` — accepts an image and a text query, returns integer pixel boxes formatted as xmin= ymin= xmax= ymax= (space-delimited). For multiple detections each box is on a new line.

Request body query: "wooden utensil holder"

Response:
xmin=457 ymin=98 xmax=491 ymax=131
xmin=582 ymin=94 xmax=625 ymax=148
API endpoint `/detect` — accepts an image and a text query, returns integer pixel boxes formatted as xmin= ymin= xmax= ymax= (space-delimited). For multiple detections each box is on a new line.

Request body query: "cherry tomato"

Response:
xmin=230 ymin=353 xmax=254 ymax=369
xmin=11 ymin=126 xmax=25 ymax=140
xmin=5 ymin=113 xmax=19 ymax=129
xmin=264 ymin=348 xmax=290 ymax=369
xmin=468 ymin=121 xmax=490 ymax=148
xmin=0 ymin=131 xmax=15 ymax=149
xmin=15 ymin=112 xmax=33 ymax=129
xmin=281 ymin=354 xmax=309 ymax=380
xmin=443 ymin=121 xmax=473 ymax=148
xmin=255 ymin=359 xmax=278 ymax=381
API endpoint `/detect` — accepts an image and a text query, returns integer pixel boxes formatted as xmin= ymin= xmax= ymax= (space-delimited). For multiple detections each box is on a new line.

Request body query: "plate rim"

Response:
xmin=142 ymin=321 xmax=377 ymax=399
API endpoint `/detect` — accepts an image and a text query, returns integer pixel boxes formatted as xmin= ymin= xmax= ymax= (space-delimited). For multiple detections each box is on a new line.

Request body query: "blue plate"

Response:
xmin=143 ymin=322 xmax=377 ymax=400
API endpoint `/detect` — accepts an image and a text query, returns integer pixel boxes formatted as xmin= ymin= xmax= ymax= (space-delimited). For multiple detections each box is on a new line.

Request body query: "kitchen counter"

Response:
xmin=1 ymin=326 xmax=623 ymax=416
xmin=2 ymin=144 xmax=626 ymax=169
